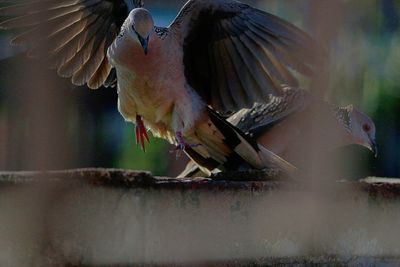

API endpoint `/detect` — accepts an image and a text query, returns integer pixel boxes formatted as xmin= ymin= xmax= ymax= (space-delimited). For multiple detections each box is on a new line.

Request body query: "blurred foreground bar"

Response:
xmin=0 ymin=169 xmax=400 ymax=266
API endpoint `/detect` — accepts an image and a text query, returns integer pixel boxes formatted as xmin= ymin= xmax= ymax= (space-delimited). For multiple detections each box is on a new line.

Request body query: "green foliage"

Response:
xmin=116 ymin=124 xmax=169 ymax=176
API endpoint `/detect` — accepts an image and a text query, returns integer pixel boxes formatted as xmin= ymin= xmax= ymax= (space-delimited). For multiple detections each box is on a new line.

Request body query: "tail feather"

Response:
xmin=206 ymin=107 xmax=264 ymax=168
xmin=258 ymin=145 xmax=297 ymax=173
xmin=183 ymin=107 xmax=296 ymax=177
xmin=177 ymin=158 xmax=209 ymax=178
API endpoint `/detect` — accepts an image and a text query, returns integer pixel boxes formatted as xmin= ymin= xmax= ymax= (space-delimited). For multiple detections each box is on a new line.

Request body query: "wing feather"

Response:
xmin=0 ymin=0 xmax=93 ymax=17
xmin=16 ymin=5 xmax=105 ymax=55
xmin=222 ymin=19 xmax=282 ymax=96
xmin=223 ymin=38 xmax=262 ymax=102
xmin=231 ymin=87 xmax=311 ymax=136
xmin=218 ymin=21 xmax=259 ymax=107
xmin=230 ymin=16 xmax=298 ymax=86
xmin=0 ymin=1 xmax=100 ymax=30
xmin=88 ymin=57 xmax=112 ymax=89
xmin=170 ymin=0 xmax=321 ymax=112
xmin=48 ymin=15 xmax=105 ymax=69
xmin=220 ymin=29 xmax=263 ymax=102
xmin=73 ymin=24 xmax=116 ymax=87
xmin=244 ymin=19 xmax=314 ymax=75
xmin=0 ymin=0 xmax=129 ymax=89
xmin=215 ymin=24 xmax=247 ymax=108
xmin=57 ymin=27 xmax=98 ymax=78
xmin=212 ymin=40 xmax=235 ymax=110
xmin=72 ymin=32 xmax=106 ymax=85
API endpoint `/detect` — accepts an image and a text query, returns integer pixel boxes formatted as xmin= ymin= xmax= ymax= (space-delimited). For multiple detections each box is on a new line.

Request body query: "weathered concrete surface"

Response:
xmin=0 ymin=169 xmax=399 ymax=266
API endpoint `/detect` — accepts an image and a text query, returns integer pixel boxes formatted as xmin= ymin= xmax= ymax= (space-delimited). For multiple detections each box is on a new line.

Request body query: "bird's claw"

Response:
xmin=135 ymin=115 xmax=150 ymax=152
xmin=170 ymin=131 xmax=200 ymax=157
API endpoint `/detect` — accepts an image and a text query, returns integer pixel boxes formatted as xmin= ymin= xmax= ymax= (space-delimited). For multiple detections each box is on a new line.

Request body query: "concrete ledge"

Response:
xmin=0 ymin=169 xmax=399 ymax=266
xmin=1 ymin=168 xmax=399 ymax=195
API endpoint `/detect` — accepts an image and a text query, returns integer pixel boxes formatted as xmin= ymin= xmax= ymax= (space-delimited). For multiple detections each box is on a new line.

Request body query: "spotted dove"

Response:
xmin=0 ymin=0 xmax=320 ymax=175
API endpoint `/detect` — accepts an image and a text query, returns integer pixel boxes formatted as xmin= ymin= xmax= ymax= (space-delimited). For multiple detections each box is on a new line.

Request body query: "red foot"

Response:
xmin=135 ymin=115 xmax=150 ymax=152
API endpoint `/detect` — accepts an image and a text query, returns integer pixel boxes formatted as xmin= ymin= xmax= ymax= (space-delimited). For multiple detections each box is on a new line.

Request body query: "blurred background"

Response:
xmin=0 ymin=0 xmax=398 ymax=179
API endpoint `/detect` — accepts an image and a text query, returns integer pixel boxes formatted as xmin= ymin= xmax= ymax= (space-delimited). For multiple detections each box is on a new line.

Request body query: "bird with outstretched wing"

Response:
xmin=179 ymin=87 xmax=377 ymax=178
xmin=0 ymin=0 xmax=320 ymax=175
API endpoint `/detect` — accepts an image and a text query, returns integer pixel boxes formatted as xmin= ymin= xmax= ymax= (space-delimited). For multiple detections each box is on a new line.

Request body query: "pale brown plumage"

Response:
xmin=0 ymin=0 xmax=320 ymax=174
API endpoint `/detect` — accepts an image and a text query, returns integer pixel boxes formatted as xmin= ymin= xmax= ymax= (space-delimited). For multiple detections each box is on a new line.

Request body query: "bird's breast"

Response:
xmin=117 ymin=69 xmax=175 ymax=123
xmin=109 ymin=34 xmax=200 ymax=140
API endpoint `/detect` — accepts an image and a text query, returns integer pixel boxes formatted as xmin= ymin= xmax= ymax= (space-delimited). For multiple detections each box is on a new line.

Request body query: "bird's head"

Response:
xmin=344 ymin=105 xmax=378 ymax=157
xmin=127 ymin=8 xmax=154 ymax=55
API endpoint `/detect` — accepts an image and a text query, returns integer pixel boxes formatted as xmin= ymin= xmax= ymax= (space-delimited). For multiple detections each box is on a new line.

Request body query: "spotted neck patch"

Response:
xmin=117 ymin=22 xmax=128 ymax=39
xmin=333 ymin=105 xmax=353 ymax=132
xmin=154 ymin=26 xmax=168 ymax=39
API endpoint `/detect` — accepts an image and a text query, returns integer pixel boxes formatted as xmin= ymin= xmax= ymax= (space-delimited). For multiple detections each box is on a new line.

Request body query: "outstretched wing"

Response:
xmin=170 ymin=0 xmax=319 ymax=112
xmin=229 ymin=87 xmax=311 ymax=136
xmin=0 ymin=0 xmax=130 ymax=89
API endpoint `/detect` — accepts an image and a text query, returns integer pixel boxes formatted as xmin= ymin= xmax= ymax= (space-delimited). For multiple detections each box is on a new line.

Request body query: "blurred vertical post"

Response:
xmin=308 ymin=0 xmax=344 ymax=99
xmin=0 ymin=10 xmax=78 ymax=266
xmin=0 ymin=19 xmax=75 ymax=171
xmin=301 ymin=0 xmax=344 ymax=181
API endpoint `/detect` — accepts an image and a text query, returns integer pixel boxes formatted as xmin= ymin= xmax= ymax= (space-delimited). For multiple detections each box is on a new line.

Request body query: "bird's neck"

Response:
xmin=108 ymin=32 xmax=163 ymax=72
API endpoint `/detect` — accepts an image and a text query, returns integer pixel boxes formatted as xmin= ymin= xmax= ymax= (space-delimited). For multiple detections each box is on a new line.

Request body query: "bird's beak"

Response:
xmin=368 ymin=137 xmax=378 ymax=158
xmin=138 ymin=35 xmax=149 ymax=55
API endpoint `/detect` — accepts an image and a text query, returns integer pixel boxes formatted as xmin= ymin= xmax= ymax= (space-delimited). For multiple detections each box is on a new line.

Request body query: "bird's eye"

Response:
xmin=363 ymin=124 xmax=371 ymax=132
